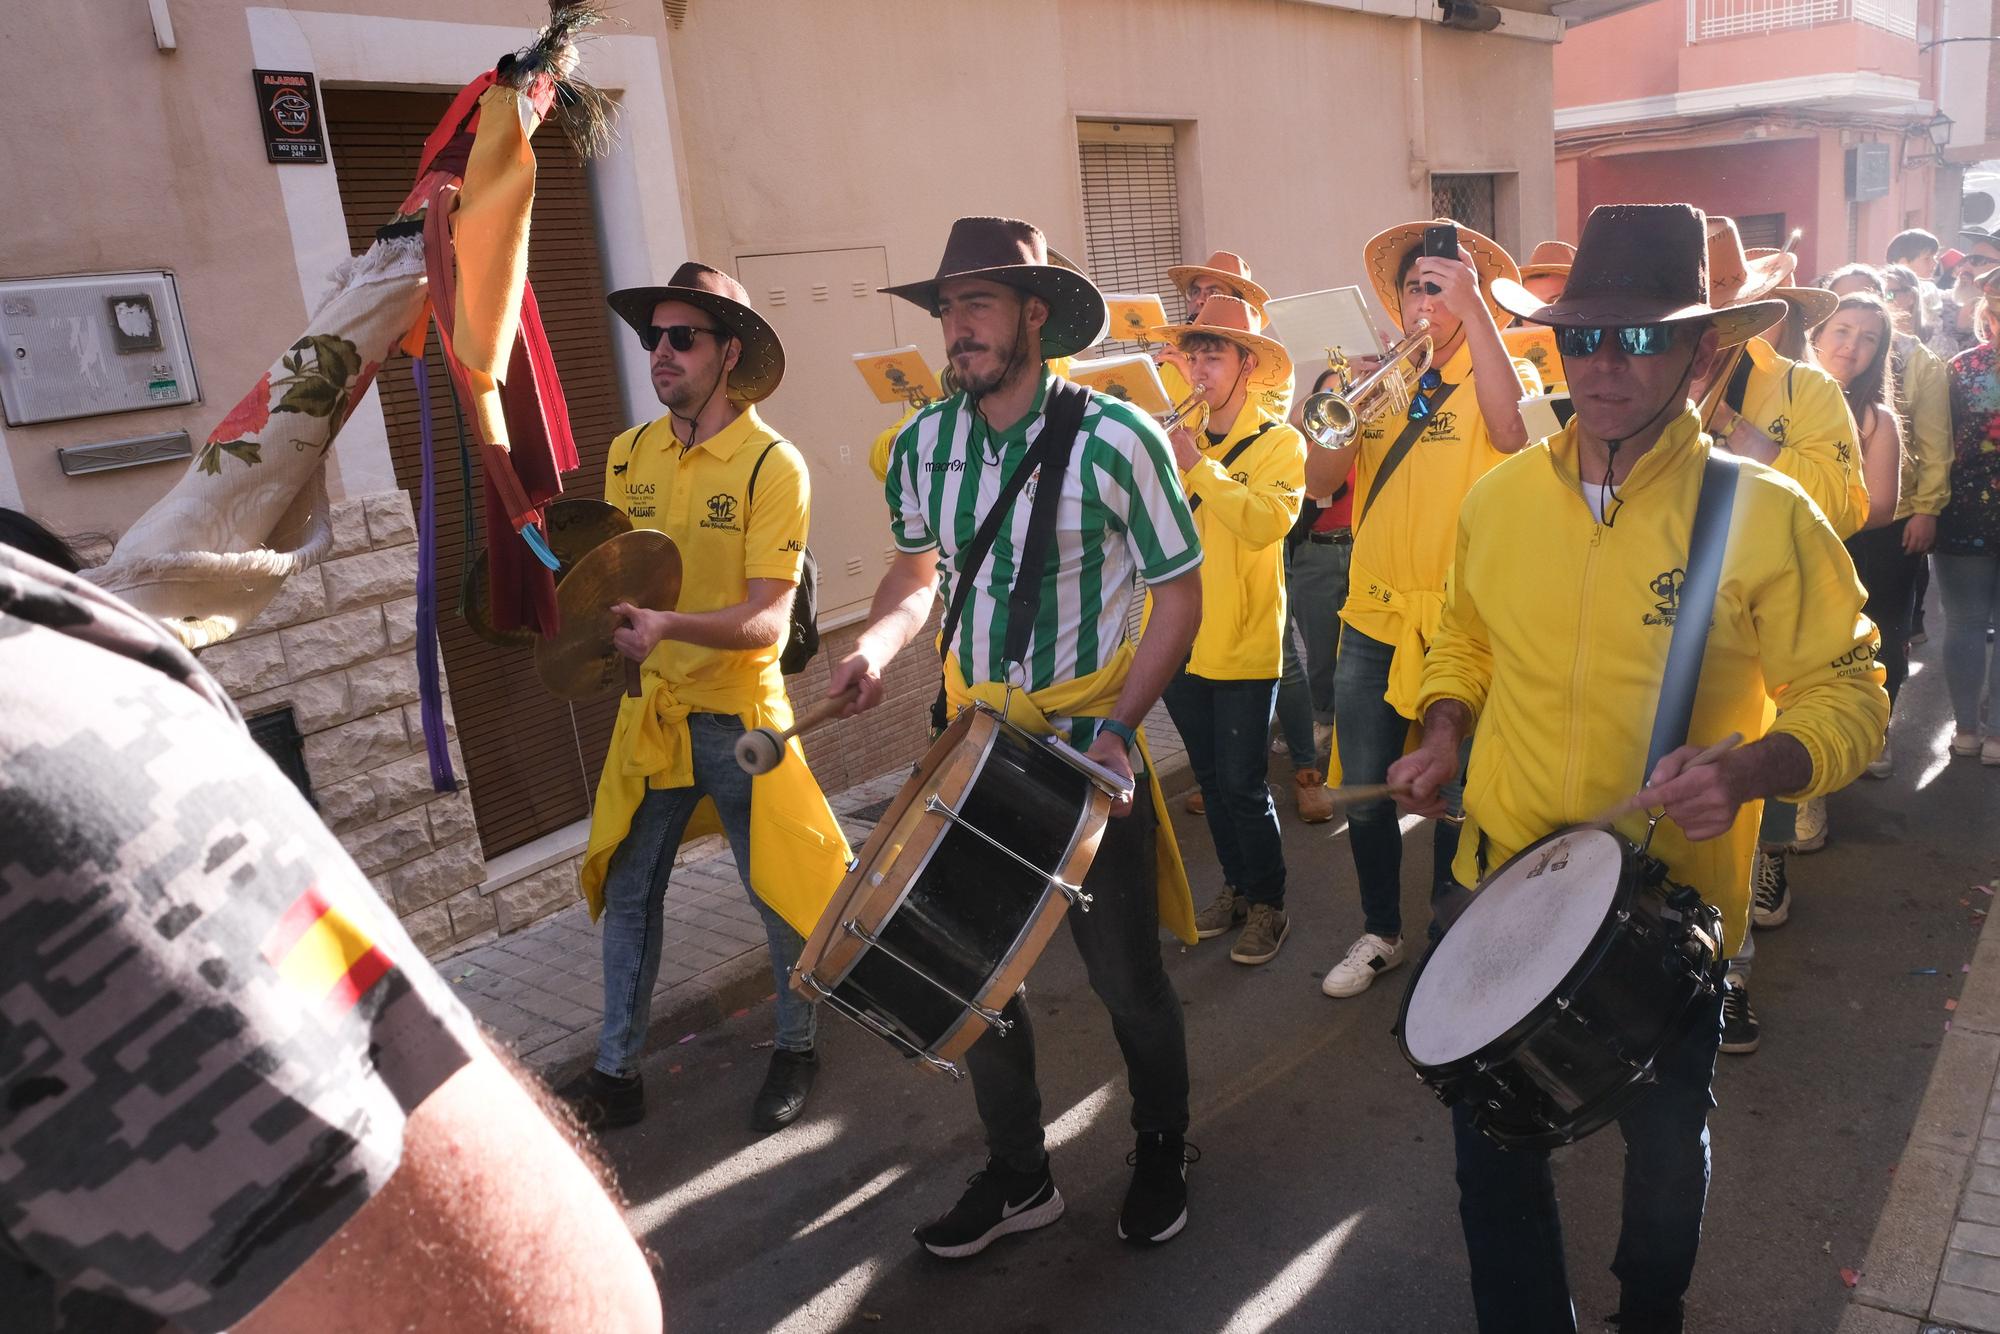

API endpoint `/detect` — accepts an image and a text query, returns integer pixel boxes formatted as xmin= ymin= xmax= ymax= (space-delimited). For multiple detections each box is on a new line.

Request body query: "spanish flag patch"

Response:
xmin=263 ymin=887 xmax=394 ymax=1011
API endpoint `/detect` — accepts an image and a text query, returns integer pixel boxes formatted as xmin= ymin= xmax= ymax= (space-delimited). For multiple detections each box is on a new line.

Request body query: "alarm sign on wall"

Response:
xmin=253 ymin=69 xmax=327 ymax=164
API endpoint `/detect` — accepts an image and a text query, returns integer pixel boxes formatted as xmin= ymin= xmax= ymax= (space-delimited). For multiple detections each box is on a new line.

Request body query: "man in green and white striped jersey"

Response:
xmin=830 ymin=215 xmax=1204 ymax=1258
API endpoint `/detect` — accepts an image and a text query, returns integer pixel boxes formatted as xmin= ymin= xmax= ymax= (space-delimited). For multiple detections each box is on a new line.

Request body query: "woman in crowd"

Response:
xmin=1941 ymin=269 xmax=2000 ymax=765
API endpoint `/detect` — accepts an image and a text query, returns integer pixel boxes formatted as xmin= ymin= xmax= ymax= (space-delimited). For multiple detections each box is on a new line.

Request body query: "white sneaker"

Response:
xmin=1321 ymin=932 xmax=1405 ymax=998
xmin=1865 ymin=738 xmax=1893 ymax=779
xmin=1788 ymin=797 xmax=1828 ymax=855
xmin=1984 ymin=737 xmax=2000 ymax=768
xmin=1952 ymin=731 xmax=1981 ymax=757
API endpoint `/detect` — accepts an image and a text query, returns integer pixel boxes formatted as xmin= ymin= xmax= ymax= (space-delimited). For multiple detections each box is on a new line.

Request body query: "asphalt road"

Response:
xmin=602 ymin=633 xmax=1998 ymax=1333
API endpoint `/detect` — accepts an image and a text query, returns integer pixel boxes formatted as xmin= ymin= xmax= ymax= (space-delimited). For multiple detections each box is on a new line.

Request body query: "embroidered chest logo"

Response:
xmin=1423 ymin=411 xmax=1460 ymax=441
xmin=703 ymin=493 xmax=741 ymax=531
xmin=1643 ymin=568 xmax=1685 ymax=626
xmin=1766 ymin=414 xmax=1789 ymax=444
xmin=1230 ymin=470 xmax=1250 ymax=486
xmin=1023 ymin=466 xmax=1042 ymax=502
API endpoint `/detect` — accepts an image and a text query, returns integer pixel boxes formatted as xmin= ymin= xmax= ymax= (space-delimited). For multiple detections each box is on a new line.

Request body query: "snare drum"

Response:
xmin=1396 ymin=825 xmax=1723 ymax=1149
xmin=792 ymin=703 xmax=1130 ymax=1078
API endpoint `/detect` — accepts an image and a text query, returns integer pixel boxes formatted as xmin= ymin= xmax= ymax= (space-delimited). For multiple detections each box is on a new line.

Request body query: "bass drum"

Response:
xmin=1396 ymin=825 xmax=1723 ymax=1149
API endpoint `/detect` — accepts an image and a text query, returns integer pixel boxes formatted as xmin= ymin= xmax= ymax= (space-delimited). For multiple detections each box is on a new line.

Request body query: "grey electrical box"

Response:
xmin=0 ymin=271 xmax=201 ymax=426
xmin=1845 ymin=143 xmax=1891 ymax=203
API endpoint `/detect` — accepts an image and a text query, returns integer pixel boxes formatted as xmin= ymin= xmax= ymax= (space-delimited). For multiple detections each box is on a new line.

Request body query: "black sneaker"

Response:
xmin=1720 ymin=976 xmax=1760 ymax=1055
xmin=1607 ymin=1300 xmax=1684 ymax=1333
xmin=1118 ymin=1133 xmax=1198 ymax=1245
xmin=556 ymin=1068 xmax=644 ymax=1131
xmin=1750 ymin=849 xmax=1790 ymax=929
xmin=914 ymin=1158 xmax=1064 ymax=1259
xmin=750 ymin=1047 xmax=819 ymax=1133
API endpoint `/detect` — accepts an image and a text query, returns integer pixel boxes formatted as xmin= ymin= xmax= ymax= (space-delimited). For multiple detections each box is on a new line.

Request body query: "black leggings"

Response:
xmin=1846 ymin=517 xmax=1919 ymax=708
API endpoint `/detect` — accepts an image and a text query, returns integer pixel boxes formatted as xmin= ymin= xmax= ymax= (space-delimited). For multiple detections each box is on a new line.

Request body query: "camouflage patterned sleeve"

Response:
xmin=0 ymin=550 xmax=481 ymax=1333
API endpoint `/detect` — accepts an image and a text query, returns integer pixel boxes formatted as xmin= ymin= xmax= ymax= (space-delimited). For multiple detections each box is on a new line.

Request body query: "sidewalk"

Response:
xmin=445 ymin=701 xmax=1192 ymax=1086
xmin=1846 ymin=885 xmax=2000 ymax=1334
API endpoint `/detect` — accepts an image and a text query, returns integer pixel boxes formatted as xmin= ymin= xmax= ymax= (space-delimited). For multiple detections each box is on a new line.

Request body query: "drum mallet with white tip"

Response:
xmin=733 ymin=692 xmax=857 ymax=775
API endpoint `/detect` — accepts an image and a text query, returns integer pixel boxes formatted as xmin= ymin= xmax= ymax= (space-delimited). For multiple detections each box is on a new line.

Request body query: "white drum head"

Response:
xmin=1403 ymin=827 xmax=1627 ymax=1068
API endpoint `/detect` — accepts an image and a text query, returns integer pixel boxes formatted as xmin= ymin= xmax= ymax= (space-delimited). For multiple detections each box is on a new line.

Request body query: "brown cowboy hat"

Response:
xmin=1492 ymin=203 xmax=1786 ymax=349
xmin=1150 ymin=295 xmax=1293 ymax=398
xmin=881 ymin=216 xmax=1108 ymax=359
xmin=1746 ymin=248 xmax=1840 ymax=330
xmin=607 ymin=262 xmax=785 ymax=402
xmin=1519 ymin=240 xmax=1576 ymax=283
xmin=1364 ymin=219 xmax=1521 ymax=331
xmin=1164 ymin=250 xmax=1273 ymax=311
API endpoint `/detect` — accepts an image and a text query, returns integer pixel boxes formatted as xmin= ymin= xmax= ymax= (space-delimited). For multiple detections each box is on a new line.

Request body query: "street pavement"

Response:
xmin=592 ymin=641 xmax=1996 ymax=1333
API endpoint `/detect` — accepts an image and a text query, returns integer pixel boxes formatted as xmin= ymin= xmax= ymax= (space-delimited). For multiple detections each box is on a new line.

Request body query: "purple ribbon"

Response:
xmin=411 ymin=355 xmax=459 ymax=794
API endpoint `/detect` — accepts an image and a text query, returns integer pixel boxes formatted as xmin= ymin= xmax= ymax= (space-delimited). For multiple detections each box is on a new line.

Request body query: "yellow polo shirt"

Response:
xmin=604 ymin=406 xmax=809 ymax=688
xmin=1736 ymin=337 xmax=1867 ymax=538
xmin=1181 ymin=401 xmax=1306 ymax=680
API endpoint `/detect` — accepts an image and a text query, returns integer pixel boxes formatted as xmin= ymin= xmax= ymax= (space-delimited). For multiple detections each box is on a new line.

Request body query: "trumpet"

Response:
xmin=1160 ymin=384 xmax=1211 ymax=437
xmin=1299 ymin=320 xmax=1434 ymax=448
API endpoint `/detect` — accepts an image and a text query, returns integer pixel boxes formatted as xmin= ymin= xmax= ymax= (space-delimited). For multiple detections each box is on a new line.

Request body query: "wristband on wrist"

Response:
xmin=1098 ymin=718 xmax=1140 ymax=753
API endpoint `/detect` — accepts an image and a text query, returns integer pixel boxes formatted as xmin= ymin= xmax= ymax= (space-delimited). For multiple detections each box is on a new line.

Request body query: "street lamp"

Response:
xmin=1904 ymin=112 xmax=1954 ymax=167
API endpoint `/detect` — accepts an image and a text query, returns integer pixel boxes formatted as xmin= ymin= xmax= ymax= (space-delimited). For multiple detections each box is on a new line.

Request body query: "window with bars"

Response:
xmin=1431 ymin=174 xmax=1498 ymax=237
xmin=1079 ymin=121 xmax=1182 ymax=354
xmin=1736 ymin=212 xmax=1788 ymax=251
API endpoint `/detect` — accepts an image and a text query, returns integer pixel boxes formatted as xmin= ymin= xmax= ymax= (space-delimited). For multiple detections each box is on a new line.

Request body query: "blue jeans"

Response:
xmin=1450 ymin=988 xmax=1725 ymax=1333
xmin=967 ymin=794 xmax=1190 ymax=1169
xmin=1333 ymin=627 xmax=1461 ymax=939
xmin=594 ymin=712 xmax=814 ymax=1078
xmin=1935 ymin=551 xmax=2000 ymax=735
xmin=1275 ymin=536 xmax=1350 ymax=769
xmin=1164 ymin=671 xmax=1287 ymax=907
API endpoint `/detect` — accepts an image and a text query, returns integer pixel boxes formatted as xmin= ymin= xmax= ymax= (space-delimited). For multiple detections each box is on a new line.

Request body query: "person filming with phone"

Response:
xmin=1306 ymin=219 xmax=1543 ymax=1001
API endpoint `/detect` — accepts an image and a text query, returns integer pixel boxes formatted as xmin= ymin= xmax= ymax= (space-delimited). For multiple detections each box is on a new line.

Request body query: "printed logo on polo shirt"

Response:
xmin=1831 ymin=642 xmax=1879 ymax=673
xmin=703 ymin=493 xmax=741 ymax=531
xmin=782 ymin=539 xmax=804 ymax=552
xmin=925 ymin=458 xmax=966 ymax=473
xmin=1643 ymin=568 xmax=1685 ymax=627
xmin=625 ymin=480 xmax=655 ymax=520
xmin=1766 ymin=414 xmax=1789 ymax=444
xmin=1423 ymin=411 xmax=1460 ymax=441
xmin=612 ymin=461 xmax=629 ymax=476
xmin=1230 ymin=470 xmax=1250 ymax=486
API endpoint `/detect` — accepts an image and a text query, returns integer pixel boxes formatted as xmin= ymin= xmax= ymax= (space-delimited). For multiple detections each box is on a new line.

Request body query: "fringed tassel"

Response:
xmin=411 ymin=354 xmax=459 ymax=794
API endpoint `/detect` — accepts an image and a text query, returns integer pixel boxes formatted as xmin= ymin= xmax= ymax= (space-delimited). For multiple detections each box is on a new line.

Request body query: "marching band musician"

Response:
xmin=1391 ymin=204 xmax=1886 ymax=1334
xmin=1306 ymin=219 xmax=1540 ymax=1001
xmin=831 ymin=216 xmax=1206 ymax=1257
xmin=1155 ymin=250 xmax=1295 ymax=417
xmin=557 ymin=264 xmax=850 ymax=1135
xmin=1152 ymin=297 xmax=1307 ymax=965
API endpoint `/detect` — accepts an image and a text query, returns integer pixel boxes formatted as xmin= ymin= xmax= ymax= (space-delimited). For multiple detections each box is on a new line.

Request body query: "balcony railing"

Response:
xmin=1686 ymin=0 xmax=1917 ymax=42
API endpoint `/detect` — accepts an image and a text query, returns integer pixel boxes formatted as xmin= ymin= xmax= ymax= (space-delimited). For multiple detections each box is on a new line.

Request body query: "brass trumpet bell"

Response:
xmin=1299 ymin=320 xmax=1434 ymax=449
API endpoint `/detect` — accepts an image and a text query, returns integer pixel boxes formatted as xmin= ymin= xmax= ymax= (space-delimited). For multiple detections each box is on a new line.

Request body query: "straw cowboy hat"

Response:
xmin=1518 ymin=240 xmax=1576 ymax=283
xmin=1364 ymin=219 xmax=1521 ymax=331
xmin=1150 ymin=295 xmax=1293 ymax=399
xmin=1164 ymin=250 xmax=1273 ymax=312
xmin=608 ymin=262 xmax=786 ymax=402
xmin=1744 ymin=246 xmax=1839 ymax=330
xmin=881 ymin=216 xmax=1109 ymax=359
xmin=1492 ymin=203 xmax=1786 ymax=349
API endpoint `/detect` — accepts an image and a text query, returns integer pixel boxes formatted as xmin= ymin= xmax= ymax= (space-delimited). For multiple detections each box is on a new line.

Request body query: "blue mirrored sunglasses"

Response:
xmin=1554 ymin=324 xmax=1679 ymax=358
xmin=1406 ymin=368 xmax=1446 ymax=423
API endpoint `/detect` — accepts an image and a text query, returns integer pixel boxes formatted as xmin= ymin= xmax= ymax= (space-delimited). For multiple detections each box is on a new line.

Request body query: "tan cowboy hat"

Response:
xmin=1150 ymin=295 xmax=1293 ymax=398
xmin=881 ymin=216 xmax=1108 ymax=359
xmin=1164 ymin=251 xmax=1273 ymax=311
xmin=1364 ymin=219 xmax=1521 ymax=331
xmin=1492 ymin=203 xmax=1787 ymax=349
xmin=608 ymin=262 xmax=786 ymax=402
xmin=1743 ymin=247 xmax=1839 ymax=330
xmin=1519 ymin=240 xmax=1576 ymax=283
xmin=1701 ymin=218 xmax=1795 ymax=344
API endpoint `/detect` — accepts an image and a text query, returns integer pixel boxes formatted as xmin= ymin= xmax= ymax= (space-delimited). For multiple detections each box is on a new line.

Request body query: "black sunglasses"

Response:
xmin=640 ymin=323 xmax=728 ymax=353
xmin=1554 ymin=324 xmax=1679 ymax=358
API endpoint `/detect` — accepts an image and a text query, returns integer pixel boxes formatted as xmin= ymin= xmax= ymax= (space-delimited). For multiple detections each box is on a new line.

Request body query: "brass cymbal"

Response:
xmin=460 ymin=499 xmax=634 ymax=649
xmin=534 ymin=529 xmax=683 ymax=699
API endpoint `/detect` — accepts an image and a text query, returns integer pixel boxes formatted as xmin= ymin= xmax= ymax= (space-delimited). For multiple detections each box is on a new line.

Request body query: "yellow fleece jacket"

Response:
xmin=1417 ymin=411 xmax=1888 ymax=957
xmin=1181 ymin=401 xmax=1306 ymax=679
xmin=1737 ymin=337 xmax=1868 ymax=538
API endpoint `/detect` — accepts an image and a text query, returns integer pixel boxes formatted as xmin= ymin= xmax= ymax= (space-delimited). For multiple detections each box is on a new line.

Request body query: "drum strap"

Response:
xmin=931 ymin=380 xmax=1093 ymax=731
xmin=1642 ymin=453 xmax=1742 ymax=780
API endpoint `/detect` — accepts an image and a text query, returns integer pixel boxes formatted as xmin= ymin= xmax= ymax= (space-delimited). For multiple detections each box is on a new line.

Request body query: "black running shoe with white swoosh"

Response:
xmin=914 ymin=1158 xmax=1064 ymax=1259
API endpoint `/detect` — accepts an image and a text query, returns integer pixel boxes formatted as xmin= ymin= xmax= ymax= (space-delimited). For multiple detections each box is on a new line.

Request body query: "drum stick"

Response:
xmin=1591 ymin=731 xmax=1745 ymax=825
xmin=733 ymin=689 xmax=859 ymax=776
xmin=624 ymin=657 xmax=642 ymax=699
xmin=1325 ymin=783 xmax=1410 ymax=806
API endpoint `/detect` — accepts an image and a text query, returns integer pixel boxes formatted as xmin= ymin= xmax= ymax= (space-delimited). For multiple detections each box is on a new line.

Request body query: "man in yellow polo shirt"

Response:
xmin=1150 ymin=296 xmax=1306 ymax=964
xmin=1305 ymin=220 xmax=1538 ymax=1000
xmin=1392 ymin=202 xmax=1886 ymax=1334
xmin=558 ymin=263 xmax=850 ymax=1135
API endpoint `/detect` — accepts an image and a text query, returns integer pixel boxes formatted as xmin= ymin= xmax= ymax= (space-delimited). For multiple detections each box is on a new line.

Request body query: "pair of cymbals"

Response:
xmin=533 ymin=528 xmax=683 ymax=700
xmin=461 ymin=498 xmax=634 ymax=649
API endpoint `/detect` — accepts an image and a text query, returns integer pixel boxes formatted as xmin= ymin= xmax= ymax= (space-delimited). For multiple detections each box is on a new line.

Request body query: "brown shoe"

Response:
xmin=1193 ymin=887 xmax=1245 ymax=939
xmin=1183 ymin=787 xmax=1206 ymax=815
xmin=1293 ymin=769 xmax=1335 ymax=824
xmin=1230 ymin=903 xmax=1290 ymax=965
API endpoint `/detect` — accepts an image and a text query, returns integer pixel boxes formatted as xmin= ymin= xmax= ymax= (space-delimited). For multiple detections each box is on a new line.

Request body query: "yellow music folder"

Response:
xmin=1503 ymin=325 xmax=1563 ymax=391
xmin=1066 ymin=353 xmax=1173 ymax=416
xmin=853 ymin=346 xmax=943 ymax=406
xmin=1104 ymin=294 xmax=1170 ymax=345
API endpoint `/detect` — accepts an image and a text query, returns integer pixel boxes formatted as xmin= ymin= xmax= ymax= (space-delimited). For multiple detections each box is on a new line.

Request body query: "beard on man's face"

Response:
xmin=951 ymin=330 xmax=1019 ymax=398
